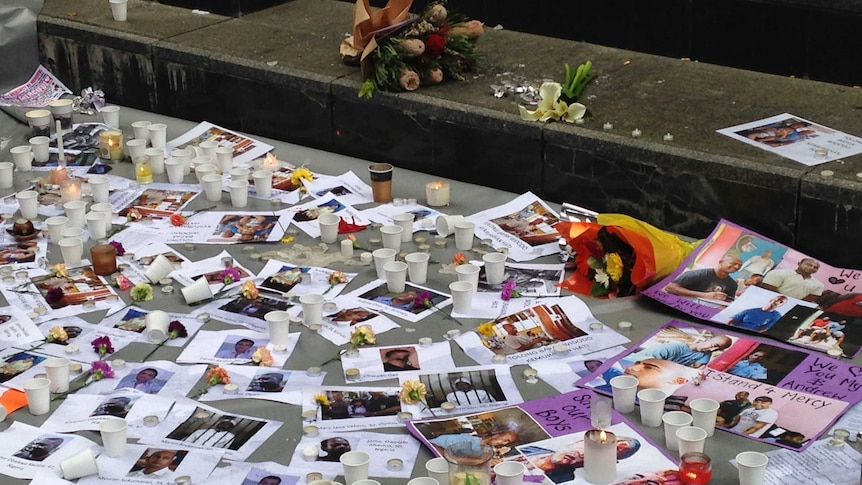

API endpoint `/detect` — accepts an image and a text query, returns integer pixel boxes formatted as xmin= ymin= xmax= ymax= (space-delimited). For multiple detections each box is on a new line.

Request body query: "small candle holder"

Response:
xmin=0 ymin=267 xmax=12 ymax=277
xmin=589 ymin=322 xmax=604 ymax=332
xmin=397 ymin=411 xmax=413 ymax=423
xmin=34 ymin=305 xmax=48 ymax=315
xmin=407 ymin=198 xmax=417 ymax=205
xmin=553 ymin=344 xmax=569 ymax=356
xmin=175 ymin=476 xmax=192 ymax=485
xmin=814 ymin=148 xmax=829 ymax=159
xmin=306 ymin=473 xmax=323 ymax=483
xmin=392 ymin=197 xmax=406 ymax=206
xmin=618 ymin=321 xmax=633 ymax=331
xmin=828 ymin=348 xmax=843 ymax=359
xmin=492 ymin=353 xmax=508 ymax=364
xmin=161 ymin=285 xmax=174 ymax=294
xmin=323 ymin=301 xmax=338 ymax=312
xmin=183 ymin=243 xmax=196 ymax=252
xmin=434 ymin=237 xmax=447 ymax=248
xmin=306 ymin=366 xmax=322 ymax=377
xmin=523 ymin=369 xmax=539 ymax=384
xmin=345 ymin=368 xmax=360 ymax=382
xmin=360 ymin=252 xmax=373 ymax=264
xmin=440 ymin=402 xmax=457 ymax=413
xmin=444 ymin=329 xmax=461 ymax=340
xmin=15 ymin=270 xmax=28 ymax=282
xmin=663 ymin=133 xmax=674 ymax=141
xmin=70 ymin=363 xmax=83 ymax=374
xmin=584 ymin=429 xmax=617 ymax=484
xmin=105 ymin=294 xmax=119 ymax=303
xmin=425 ymin=180 xmax=451 ymax=207
xmin=631 ymin=128 xmax=642 ymax=138
xmin=302 ymin=445 xmax=319 ymax=462
xmin=221 ymin=256 xmax=234 ymax=267
xmin=307 ymin=323 xmax=322 ymax=333
xmin=418 ymin=337 xmax=433 ymax=348
xmin=387 ymin=458 xmax=404 ymax=471
xmin=301 ymin=409 xmax=318 ymax=422
xmin=603 ymin=122 xmax=613 ymax=131
xmin=830 ymin=428 xmax=850 ymax=447
xmin=159 ymin=278 xmax=173 ymax=286
xmin=273 ymin=344 xmax=288 ymax=354
xmin=414 ymin=236 xmax=428 ymax=245
xmin=1 ymin=276 xmax=14 ymax=286
xmin=224 ymin=383 xmax=239 ymax=395
xmin=303 ymin=425 xmax=319 ymax=437
xmin=143 ymin=416 xmax=160 ymax=427
xmin=196 ymin=313 xmax=211 ymax=323
xmin=679 ymin=452 xmax=712 ymax=485
xmin=64 ymin=345 xmax=79 ymax=355
xmin=112 ymin=359 xmax=126 ymax=370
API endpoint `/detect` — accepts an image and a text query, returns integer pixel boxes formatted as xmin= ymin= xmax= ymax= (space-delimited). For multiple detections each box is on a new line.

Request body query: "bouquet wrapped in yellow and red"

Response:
xmin=556 ymin=214 xmax=701 ymax=298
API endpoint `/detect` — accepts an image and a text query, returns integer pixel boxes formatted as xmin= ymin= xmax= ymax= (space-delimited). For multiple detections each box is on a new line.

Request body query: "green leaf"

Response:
xmin=586 ymin=256 xmax=604 ymax=271
xmin=591 ymin=281 xmax=609 ymax=297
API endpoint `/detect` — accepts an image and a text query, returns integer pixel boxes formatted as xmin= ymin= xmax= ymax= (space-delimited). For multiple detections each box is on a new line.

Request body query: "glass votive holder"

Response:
xmin=830 ymin=428 xmax=850 ymax=447
xmin=589 ymin=322 xmax=604 ymax=332
xmin=434 ymin=237 xmax=447 ymax=248
xmin=161 ymin=286 xmax=174 ymax=294
xmin=552 ymin=343 xmax=568 ymax=356
xmin=392 ymin=197 xmax=405 ymax=206
xmin=112 ymin=359 xmax=126 ymax=370
xmin=224 ymin=383 xmax=239 ymax=395
xmin=618 ymin=321 xmax=633 ymax=331
xmin=0 ymin=266 xmax=13 ymax=276
xmin=440 ymin=402 xmax=456 ymax=413
xmin=143 ymin=416 xmax=160 ymax=427
xmin=406 ymin=198 xmax=417 ymax=205
xmin=387 ymin=458 xmax=404 ymax=471
xmin=34 ymin=305 xmax=48 ymax=314
xmin=15 ymin=270 xmax=28 ymax=281
xmin=301 ymin=409 xmax=318 ymax=422
xmin=306 ymin=473 xmax=323 ymax=483
xmin=345 ymin=368 xmax=360 ymax=382
xmin=1 ymin=275 xmax=15 ymax=286
xmin=221 ymin=256 xmax=234 ymax=267
xmin=306 ymin=366 xmax=322 ymax=377
xmin=303 ymin=425 xmax=319 ymax=437
xmin=444 ymin=329 xmax=461 ymax=340
xmin=105 ymin=294 xmax=119 ymax=303
xmin=159 ymin=278 xmax=173 ymax=286
xmin=307 ymin=323 xmax=321 ymax=333
xmin=196 ymin=313 xmax=211 ymax=323
xmin=397 ymin=411 xmax=413 ymax=423
xmin=418 ymin=337 xmax=433 ymax=348
xmin=414 ymin=236 xmax=428 ymax=245
xmin=679 ymin=452 xmax=712 ymax=485
xmin=273 ymin=344 xmax=288 ymax=354
xmin=183 ymin=243 xmax=196 ymax=252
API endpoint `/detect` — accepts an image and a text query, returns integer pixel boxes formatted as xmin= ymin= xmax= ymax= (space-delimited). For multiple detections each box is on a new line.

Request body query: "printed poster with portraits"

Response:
xmin=577 ymin=320 xmax=862 ymax=451
xmin=407 ymin=389 xmax=680 ymax=485
xmin=644 ymin=219 xmax=862 ymax=357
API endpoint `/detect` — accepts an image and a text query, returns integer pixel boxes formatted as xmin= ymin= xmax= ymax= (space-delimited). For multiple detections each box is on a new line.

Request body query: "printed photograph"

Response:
xmin=118 ymin=188 xmax=197 ymax=217
xmin=325 ymin=307 xmax=378 ymax=326
xmin=115 ymin=366 xmax=173 ymax=394
xmin=247 ymin=370 xmax=291 ymax=393
xmin=166 ymin=408 xmax=266 ymax=451
xmin=215 ymin=336 xmax=269 ymax=359
xmin=178 ymin=126 xmax=255 ymax=156
xmin=219 ymin=295 xmax=292 ymax=321
xmin=90 ymin=394 xmax=142 ymax=418
xmin=114 ymin=308 xmax=147 ymax=333
xmin=31 ymin=265 xmax=113 ymax=309
xmin=477 ymin=266 xmax=563 ymax=293
xmin=136 ymin=252 xmax=186 ymax=267
xmin=418 ymin=369 xmax=505 ymax=407
xmin=12 ymin=434 xmax=70 ymax=462
xmin=379 ymin=347 xmax=420 ymax=372
xmin=241 ymin=468 xmax=297 ymax=485
xmin=0 ymin=241 xmax=39 ymax=265
xmin=126 ymin=448 xmax=189 ymax=480
xmin=0 ymin=352 xmax=46 ymax=383
xmin=490 ymin=201 xmax=561 ymax=246
xmin=261 ymin=265 xmax=309 ymax=294
xmin=359 ymin=283 xmax=447 ymax=315
xmin=208 ymin=215 xmax=281 ymax=243
xmin=319 ymin=389 xmax=401 ymax=420
xmin=734 ymin=116 xmax=833 ymax=148
xmin=200 ymin=266 xmax=253 ymax=284
xmin=474 ymin=303 xmax=587 ymax=355
xmin=294 ymin=199 xmax=345 ymax=222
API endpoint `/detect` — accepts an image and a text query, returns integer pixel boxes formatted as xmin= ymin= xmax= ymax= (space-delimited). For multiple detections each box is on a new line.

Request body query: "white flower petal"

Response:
xmin=519 ymin=105 xmax=541 ymax=121
xmin=563 ymin=102 xmax=587 ymax=123
xmin=537 ymin=82 xmax=562 ymax=112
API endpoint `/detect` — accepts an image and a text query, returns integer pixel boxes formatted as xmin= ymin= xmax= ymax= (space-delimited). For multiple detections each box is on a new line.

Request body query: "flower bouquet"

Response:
xmin=340 ymin=0 xmax=483 ymax=97
xmin=555 ymin=214 xmax=701 ymax=298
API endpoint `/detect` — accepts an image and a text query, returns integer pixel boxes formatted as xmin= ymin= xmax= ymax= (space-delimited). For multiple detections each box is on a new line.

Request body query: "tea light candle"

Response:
xmin=618 ymin=321 xmax=633 ymax=331
xmin=34 ymin=305 xmax=48 ymax=314
xmin=414 ymin=236 xmax=427 ymax=244
xmin=1 ymin=276 xmax=14 ymax=285
xmin=15 ymin=270 xmax=28 ymax=281
xmin=70 ymin=363 xmax=83 ymax=374
xmin=302 ymin=445 xmax=319 ymax=462
xmin=302 ymin=410 xmax=318 ymax=421
xmin=183 ymin=243 xmax=196 ymax=252
xmin=814 ymin=148 xmax=829 ymax=159
xmin=323 ymin=301 xmax=337 ymax=312
xmin=64 ymin=344 xmax=79 ymax=355
xmin=663 ymin=133 xmax=674 ymax=142
xmin=387 ymin=458 xmax=404 ymax=471
xmin=261 ymin=154 xmax=279 ymax=171
xmin=444 ymin=329 xmax=461 ymax=340
xmin=273 ymin=344 xmax=287 ymax=354
xmin=397 ymin=411 xmax=413 ymax=423
xmin=523 ymin=369 xmax=539 ymax=384
xmin=60 ymin=180 xmax=82 ymax=202
xmin=340 ymin=239 xmax=354 ymax=257
xmin=821 ymin=170 xmax=835 ymax=178
xmin=306 ymin=366 xmax=322 ymax=377
xmin=392 ymin=197 xmax=405 ymax=207
xmin=407 ymin=198 xmax=417 ymax=205
xmin=589 ymin=322 xmax=604 ymax=331
xmin=105 ymin=294 xmax=119 ymax=303
xmin=196 ymin=313 xmax=211 ymax=322
xmin=434 ymin=237 xmax=447 ymax=248
xmin=368 ymin=237 xmax=381 ymax=246
xmin=830 ymin=428 xmax=850 ymax=447
xmin=603 ymin=122 xmax=613 ymax=131
xmin=345 ymin=368 xmax=360 ymax=381
xmin=418 ymin=337 xmax=433 ymax=347
xmin=631 ymin=128 xmax=642 ymax=138
xmin=308 ymin=323 xmax=321 ymax=333
xmin=99 ymin=130 xmax=124 ymax=160
xmin=224 ymin=383 xmax=239 ymax=394
xmin=553 ymin=343 xmax=568 ymax=355
xmin=425 ymin=180 xmax=451 ymax=207
xmin=828 ymin=348 xmax=843 ymax=358
xmin=175 ymin=476 xmax=192 ymax=485
xmin=440 ymin=402 xmax=456 ymax=412
xmin=306 ymin=473 xmax=323 ymax=483
xmin=492 ymin=353 xmax=508 ymax=364
xmin=136 ymin=160 xmax=153 ymax=184
xmin=360 ymin=252 xmax=373 ymax=264
xmin=50 ymin=166 xmax=69 ymax=184
xmin=303 ymin=425 xmax=319 ymax=437
xmin=161 ymin=286 xmax=174 ymax=294
xmin=584 ymin=429 xmax=617 ymax=484
xmin=575 ymin=118 xmax=585 ymax=125
xmin=143 ymin=415 xmax=160 ymax=427
xmin=418 ymin=244 xmax=431 ymax=252
xmin=112 ymin=359 xmax=126 ymax=370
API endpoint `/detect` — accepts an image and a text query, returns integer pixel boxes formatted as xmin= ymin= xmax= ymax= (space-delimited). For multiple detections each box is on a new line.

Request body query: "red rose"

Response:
xmin=424 ymin=34 xmax=446 ymax=58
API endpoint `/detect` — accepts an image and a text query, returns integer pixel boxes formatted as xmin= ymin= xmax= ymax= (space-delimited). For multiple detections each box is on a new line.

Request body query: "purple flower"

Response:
xmin=219 ymin=267 xmax=242 ymax=285
xmin=501 ymin=281 xmax=520 ymax=301
xmin=91 ymin=335 xmax=114 ymax=357
xmin=90 ymin=360 xmax=114 ymax=380
xmin=108 ymin=241 xmax=126 ymax=256
xmin=413 ymin=291 xmax=434 ymax=310
xmin=168 ymin=320 xmax=188 ymax=339
xmin=45 ymin=287 xmax=64 ymax=304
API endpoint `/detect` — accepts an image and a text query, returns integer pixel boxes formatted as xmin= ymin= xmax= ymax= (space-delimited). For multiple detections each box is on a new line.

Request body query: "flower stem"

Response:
xmin=140 ymin=339 xmax=168 ymax=362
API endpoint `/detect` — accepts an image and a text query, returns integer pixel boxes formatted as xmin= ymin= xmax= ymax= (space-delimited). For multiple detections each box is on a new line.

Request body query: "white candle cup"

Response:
xmin=662 ymin=411 xmax=693 ymax=451
xmin=87 ymin=175 xmax=110 ymax=204
xmin=494 ymin=460 xmax=526 ymax=485
xmin=406 ymin=479 xmax=437 ymax=485
xmin=23 ymin=377 xmax=51 ymax=415
xmin=215 ymin=146 xmax=234 ymax=173
xmin=58 ymin=237 xmax=84 ymax=266
xmin=164 ymin=158 xmax=185 ymax=184
xmin=435 ymin=214 xmax=465 ymax=237
xmin=109 ymin=0 xmax=128 ymax=21
xmin=169 ymin=148 xmax=192 ymax=174
xmin=44 ymin=357 xmax=71 ymax=393
xmin=392 ymin=212 xmax=415 ymax=242
xmin=48 ymin=98 xmax=74 ymax=132
xmin=63 ymin=200 xmax=87 ymax=229
xmin=339 ymin=450 xmax=371 ymax=485
xmin=60 ymin=447 xmax=99 ymax=480
xmin=199 ymin=173 xmax=223 ymax=202
xmin=45 ymin=216 xmax=69 ymax=243
xmin=86 ymin=211 xmax=108 ymax=240
xmin=25 ymin=109 xmax=51 ymax=137
xmin=380 ymin=224 xmax=404 ymax=251
xmin=372 ymin=248 xmax=397 ymax=280
xmin=126 ymin=138 xmax=147 ymax=162
xmin=453 ymin=220 xmax=476 ymax=251
xmin=145 ymin=310 xmax=171 ymax=342
xmin=449 ymin=281 xmax=475 ymax=314
xmin=198 ymin=140 xmax=218 ymax=159
xmin=405 ymin=252 xmax=430 ymax=284
xmin=194 ymin=163 xmax=217 ymax=185
xmin=591 ymin=396 xmax=613 ymax=429
xmin=181 ymin=277 xmax=213 ymax=304
xmin=145 ymin=254 xmax=175 ymax=283
xmin=636 ymin=388 xmax=667 ymax=428
xmin=425 ymin=180 xmax=451 ymax=206
xmin=99 ymin=418 xmax=128 ymax=457
xmin=736 ymin=451 xmax=769 ymax=485
xmin=384 ymin=261 xmax=409 ymax=293
xmin=300 ymin=293 xmax=325 ymax=326
xmin=341 ymin=239 xmax=355 ymax=258
xmin=318 ymin=213 xmax=341 ymax=244
xmin=481 ymin=252 xmax=508 ymax=285
xmin=10 ymin=145 xmax=33 ymax=171
xmin=101 ymin=105 xmax=121 ymax=129
xmin=676 ymin=426 xmax=708 ymax=457
xmin=29 ymin=135 xmax=50 ymax=163
xmin=0 ymin=162 xmax=13 ymax=189
xmin=131 ymin=120 xmax=151 ymax=141
xmin=455 ymin=263 xmax=480 ymax=288
xmin=425 ymin=457 xmax=449 ymax=485
xmin=229 ymin=179 xmax=249 ymax=208
xmin=584 ymin=429 xmax=617 ymax=484
xmin=16 ymin=190 xmax=39 ymax=219
xmin=264 ymin=310 xmax=291 ymax=346
xmin=609 ymin=375 xmax=639 ymax=414
xmin=252 ymin=170 xmax=273 ymax=198
xmin=60 ymin=227 xmax=85 ymax=240
xmin=689 ymin=397 xmax=720 ymax=437
xmin=147 ymin=123 xmax=167 ymax=149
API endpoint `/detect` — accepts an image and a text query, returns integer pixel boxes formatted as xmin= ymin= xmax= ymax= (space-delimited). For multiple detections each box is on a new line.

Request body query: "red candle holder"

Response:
xmin=680 ymin=452 xmax=712 ymax=485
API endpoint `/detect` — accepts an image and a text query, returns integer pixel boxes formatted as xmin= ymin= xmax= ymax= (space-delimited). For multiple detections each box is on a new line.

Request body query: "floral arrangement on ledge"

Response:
xmin=340 ymin=0 xmax=483 ymax=98
xmin=520 ymin=61 xmax=596 ymax=123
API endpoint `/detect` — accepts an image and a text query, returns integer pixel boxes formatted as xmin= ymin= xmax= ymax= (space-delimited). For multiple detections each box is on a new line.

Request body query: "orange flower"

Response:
xmin=169 ymin=213 xmax=186 ymax=226
xmin=252 ymin=347 xmax=274 ymax=367
xmin=206 ymin=366 xmax=230 ymax=385
xmin=241 ymin=280 xmax=259 ymax=299
xmin=453 ymin=253 xmax=468 ymax=265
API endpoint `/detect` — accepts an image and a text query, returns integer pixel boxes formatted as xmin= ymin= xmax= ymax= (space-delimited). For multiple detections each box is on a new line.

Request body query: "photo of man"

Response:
xmin=219 ymin=295 xmax=291 ymax=321
xmin=727 ymin=295 xmax=788 ymax=333
xmin=91 ymin=395 xmax=138 ymax=418
xmin=381 ymin=348 xmax=419 ymax=372
xmin=664 ymin=254 xmax=742 ymax=302
xmin=115 ymin=367 xmax=170 ymax=394
xmin=166 ymin=408 xmax=265 ymax=452
xmin=727 ymin=351 xmax=769 ymax=381
xmin=729 ymin=396 xmax=778 ymax=438
xmin=114 ymin=308 xmax=147 ymax=332
xmin=13 ymin=436 xmax=66 ymax=462
xmin=240 ymin=469 xmax=290 ymax=485
xmin=360 ymin=284 xmax=447 ymax=315
xmin=327 ymin=307 xmax=376 ymax=326
xmin=490 ymin=201 xmax=561 ymax=246
xmin=628 ymin=334 xmax=732 ymax=369
xmin=260 ymin=265 xmax=306 ymax=294
xmin=760 ymin=257 xmax=824 ymax=302
xmin=247 ymin=371 xmax=288 ymax=393
xmin=445 ymin=377 xmax=497 ymax=405
xmin=0 ymin=352 xmax=45 ymax=383
xmin=318 ymin=437 xmax=351 ymax=462
xmin=127 ymin=449 xmax=185 ymax=479
xmin=215 ymin=337 xmax=262 ymax=359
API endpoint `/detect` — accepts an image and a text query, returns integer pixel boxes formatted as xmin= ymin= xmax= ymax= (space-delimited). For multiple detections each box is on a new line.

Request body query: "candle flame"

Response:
xmin=599 ymin=430 xmax=607 ymax=441
xmin=264 ymin=153 xmax=278 ymax=165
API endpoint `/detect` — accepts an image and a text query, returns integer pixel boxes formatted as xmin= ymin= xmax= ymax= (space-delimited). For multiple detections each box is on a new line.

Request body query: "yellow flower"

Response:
xmin=240 ymin=280 xmax=259 ymax=299
xmin=130 ymin=282 xmax=154 ymax=302
xmin=605 ymin=252 xmax=624 ymax=282
xmin=350 ymin=325 xmax=376 ymax=346
xmin=51 ymin=264 xmax=68 ymax=278
xmin=290 ymin=167 xmax=314 ymax=187
xmin=519 ymin=82 xmax=587 ymax=124
xmin=47 ymin=326 xmax=68 ymax=343
xmin=280 ymin=235 xmax=295 ymax=244
xmin=400 ymin=380 xmax=427 ymax=405
xmin=313 ymin=393 xmax=331 ymax=407
xmin=476 ymin=322 xmax=496 ymax=338
xmin=252 ymin=347 xmax=274 ymax=366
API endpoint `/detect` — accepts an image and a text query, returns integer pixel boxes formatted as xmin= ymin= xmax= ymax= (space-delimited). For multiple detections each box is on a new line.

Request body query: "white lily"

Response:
xmin=519 ymin=82 xmax=588 ymax=123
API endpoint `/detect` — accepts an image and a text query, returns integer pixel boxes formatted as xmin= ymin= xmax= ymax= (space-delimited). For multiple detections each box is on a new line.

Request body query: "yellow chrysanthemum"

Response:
xmin=605 ymin=252 xmax=624 ymax=282
xmin=350 ymin=325 xmax=376 ymax=346
xmin=290 ymin=167 xmax=314 ymax=186
xmin=476 ymin=322 xmax=496 ymax=338
xmin=47 ymin=326 xmax=68 ymax=343
xmin=313 ymin=393 xmax=331 ymax=407
xmin=240 ymin=280 xmax=259 ymax=299
xmin=51 ymin=264 xmax=68 ymax=278
xmin=400 ymin=380 xmax=427 ymax=405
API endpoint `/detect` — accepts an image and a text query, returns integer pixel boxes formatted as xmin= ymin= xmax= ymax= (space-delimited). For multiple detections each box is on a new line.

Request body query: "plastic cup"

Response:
xmin=147 ymin=123 xmax=167 ymax=149
xmin=610 ymin=375 xmax=639 ymax=413
xmin=425 ymin=457 xmax=449 ymax=485
xmin=194 ymin=163 xmax=217 ymax=184
xmin=252 ymin=170 xmax=273 ymax=198
xmin=300 ymin=293 xmax=325 ymax=327
xmin=340 ymin=450 xmax=371 ymax=485
xmin=45 ymin=216 xmax=69 ymax=242
xmin=482 ymin=252 xmax=508 ymax=285
xmin=736 ymin=451 xmax=768 ymax=485
xmin=435 ymin=214 xmax=465 ymax=237
xmin=126 ymin=138 xmax=147 ymax=162
xmin=58 ymin=237 xmax=84 ymax=266
xmin=637 ymin=388 xmax=667 ymax=428
xmin=99 ymin=418 xmax=128 ymax=457
xmin=380 ymin=224 xmax=403 ymax=251
xmin=29 ymin=136 xmax=50 ymax=163
xmin=170 ymin=149 xmax=192 ymax=175
xmin=229 ymin=179 xmax=249 ymax=208
xmin=453 ymin=220 xmax=476 ymax=250
xmin=142 ymin=148 xmax=164 ymax=175
xmin=101 ymin=105 xmax=120 ymax=128
xmin=48 ymin=98 xmax=74 ymax=132
xmin=230 ymin=167 xmax=249 ymax=181
xmin=63 ymin=200 xmax=87 ymax=229
xmin=181 ymin=277 xmax=213 ymax=304
xmin=318 ymin=213 xmax=340 ymax=244
xmin=407 ymin=479 xmax=438 ymax=485
xmin=392 ymin=213 xmax=414 ymax=242
xmin=215 ymin=146 xmax=234 ymax=173
xmin=164 ymin=158 xmax=185 ymax=184
xmin=663 ymin=411 xmax=693 ymax=451
xmin=405 ymin=252 xmax=430 ymax=284
xmin=25 ymin=109 xmax=51 ymax=137
xmin=368 ymin=163 xmax=393 ymax=203
xmin=690 ymin=398 xmax=720 ymax=437
xmin=449 ymin=281 xmax=475 ymax=314
xmin=190 ymin=156 xmax=212 ymax=174
xmin=90 ymin=203 xmax=113 ymax=232
xmin=44 ymin=357 xmax=71 ymax=393
xmin=372 ymin=248 xmax=397 ymax=280
xmin=384 ymin=261 xmax=408 ymax=293
xmin=60 ymin=227 xmax=84 ymax=240
xmin=494 ymin=461 xmax=526 ymax=485
xmin=10 ymin=145 xmax=32 ymax=171
xmin=109 ymin=0 xmax=128 ymax=21
xmin=0 ymin=162 xmax=13 ymax=189
xmin=197 ymin=140 xmax=217 ymax=159
xmin=676 ymin=426 xmax=708 ymax=457
xmin=131 ymin=120 xmax=151 ymax=141
xmin=455 ymin=264 xmax=480 ymax=288
xmin=264 ymin=310 xmax=291 ymax=346
xmin=23 ymin=377 xmax=51 ymax=415
xmin=145 ymin=254 xmax=176 ymax=283
xmin=87 ymin=175 xmax=110 ymax=204
xmin=199 ymin=173 xmax=222 ymax=202
xmin=16 ymin=190 xmax=39 ymax=219
xmin=60 ymin=447 xmax=99 ymax=479
xmin=145 ymin=310 xmax=170 ymax=342
xmin=86 ymin=211 xmax=108 ymax=240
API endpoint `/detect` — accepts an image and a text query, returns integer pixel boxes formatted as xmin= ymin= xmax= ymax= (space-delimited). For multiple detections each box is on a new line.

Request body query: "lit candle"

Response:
xmin=302 ymin=445 xmax=319 ymax=462
xmin=60 ymin=180 xmax=82 ymax=202
xmin=261 ymin=153 xmax=279 ymax=171
xmin=56 ymin=120 xmax=65 ymax=165
xmin=425 ymin=180 xmax=450 ymax=207
xmin=99 ymin=130 xmax=124 ymax=160
xmin=584 ymin=429 xmax=617 ymax=484
xmin=603 ymin=122 xmax=613 ymax=131
xmin=679 ymin=452 xmax=712 ymax=485
xmin=631 ymin=128 xmax=642 ymax=138
xmin=50 ymin=166 xmax=69 ymax=184
xmin=663 ymin=133 xmax=674 ymax=142
xmin=136 ymin=160 xmax=153 ymax=184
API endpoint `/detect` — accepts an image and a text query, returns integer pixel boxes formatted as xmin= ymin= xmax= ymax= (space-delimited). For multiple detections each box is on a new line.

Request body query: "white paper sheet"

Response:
xmin=77 ymin=442 xmax=223 ymax=485
xmin=335 ymin=341 xmax=456 ymax=383
xmin=0 ymin=422 xmax=98 ymax=480
xmin=158 ymin=211 xmax=291 ymax=244
xmin=175 ymin=329 xmax=297 ymax=366
xmin=734 ymin=438 xmax=862 ymax=485
xmin=398 ymin=364 xmax=524 ymax=418
xmin=287 ymin=430 xmax=420 ymax=480
xmin=79 ymin=360 xmax=207 ymax=399
xmin=166 ymin=121 xmax=275 ymax=166
xmin=288 ymin=194 xmax=370 ymax=239
xmin=197 ymin=364 xmax=325 ymax=405
xmin=303 ymin=170 xmax=374 ymax=206
xmin=206 ymin=460 xmax=335 ymax=485
xmin=342 ymin=279 xmax=451 ymax=324
xmin=530 ymin=346 xmax=629 ymax=393
xmin=40 ymin=388 xmax=176 ymax=438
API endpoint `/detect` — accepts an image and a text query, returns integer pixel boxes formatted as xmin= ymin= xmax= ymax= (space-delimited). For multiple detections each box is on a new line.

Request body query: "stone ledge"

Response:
xmin=35 ymin=0 xmax=862 ymax=268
